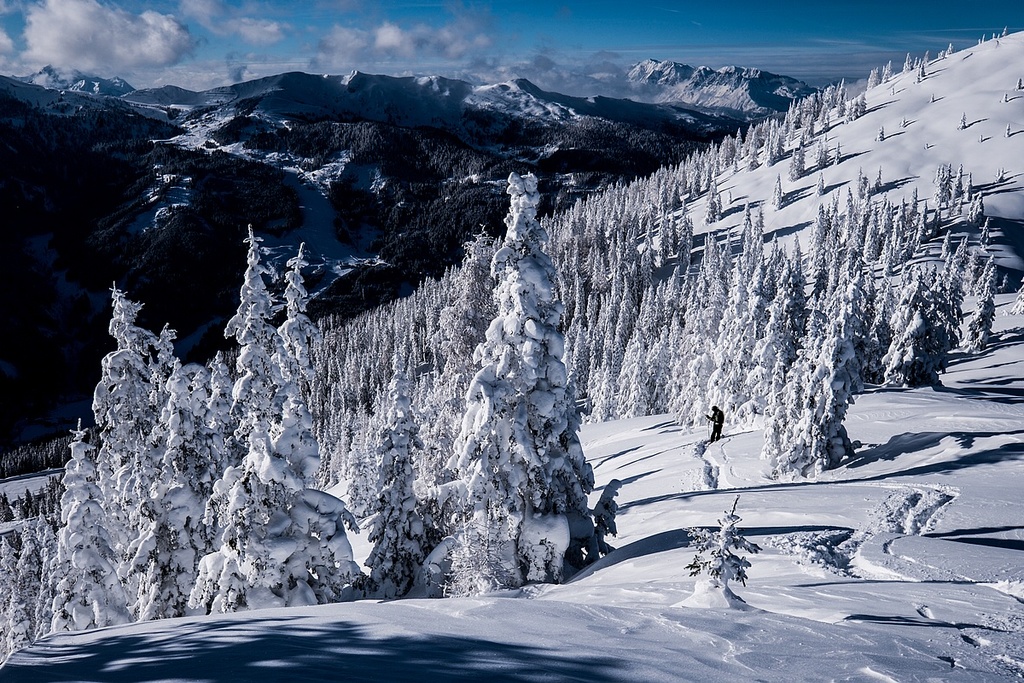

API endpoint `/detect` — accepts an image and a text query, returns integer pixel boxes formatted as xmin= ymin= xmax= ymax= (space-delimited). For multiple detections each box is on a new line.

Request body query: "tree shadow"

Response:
xmin=843 ymin=613 xmax=1008 ymax=632
xmin=850 ymin=437 xmax=1024 ymax=480
xmin=641 ymin=420 xmax=682 ymax=433
xmin=591 ymin=445 xmax=643 ymax=466
xmin=766 ymin=221 xmax=812 ymax=241
xmin=720 ymin=203 xmax=746 ymax=221
xmin=927 ymin=524 xmax=1024 ymax=539
xmin=782 ymin=185 xmax=814 ymax=206
xmin=865 ymin=101 xmax=894 ymax=115
xmin=943 ymin=537 xmax=1024 ymax=551
xmin=569 ymin=528 xmax=692 ymax=582
xmin=572 ymin=522 xmax=855 ymax=583
xmin=876 ymin=176 xmax=916 ymax=194
xmin=2 ymin=614 xmax=625 ymax=683
xmin=836 ymin=150 xmax=868 ymax=165
xmin=821 ymin=180 xmax=847 ymax=195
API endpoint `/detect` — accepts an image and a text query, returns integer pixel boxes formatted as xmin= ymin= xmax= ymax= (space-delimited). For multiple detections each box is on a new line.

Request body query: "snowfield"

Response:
xmin=4 ymin=296 xmax=1023 ymax=681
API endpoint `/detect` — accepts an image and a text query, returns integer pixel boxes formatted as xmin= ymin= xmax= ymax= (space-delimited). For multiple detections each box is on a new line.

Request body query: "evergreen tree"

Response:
xmin=277 ymin=243 xmax=321 ymax=399
xmin=50 ymin=424 xmax=131 ymax=632
xmin=704 ymin=178 xmax=721 ymax=225
xmin=788 ymin=136 xmax=806 ymax=181
xmin=965 ymin=261 xmax=997 ymax=352
xmin=762 ymin=272 xmax=864 ymax=478
xmin=365 ymin=361 xmax=429 ymax=598
xmin=1009 ymin=281 xmax=1024 ymax=316
xmin=0 ymin=535 xmax=17 ymax=661
xmin=224 ymin=227 xmax=284 ymax=449
xmin=4 ymin=519 xmax=45 ymax=656
xmin=191 ymin=232 xmax=359 ymax=613
xmin=131 ymin=362 xmax=217 ymax=621
xmin=91 ymin=288 xmax=158 ymax=568
xmin=684 ymin=496 xmax=761 ymax=605
xmin=448 ymin=173 xmax=595 ymax=590
xmin=771 ymin=175 xmax=784 ymax=209
xmin=883 ymin=268 xmax=959 ymax=386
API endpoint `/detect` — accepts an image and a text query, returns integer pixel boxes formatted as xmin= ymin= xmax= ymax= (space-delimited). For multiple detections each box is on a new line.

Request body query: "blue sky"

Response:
xmin=0 ymin=0 xmax=1020 ymax=92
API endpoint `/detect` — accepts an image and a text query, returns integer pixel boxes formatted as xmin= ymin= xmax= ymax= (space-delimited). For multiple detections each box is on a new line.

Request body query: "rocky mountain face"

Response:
xmin=627 ymin=59 xmax=816 ymax=117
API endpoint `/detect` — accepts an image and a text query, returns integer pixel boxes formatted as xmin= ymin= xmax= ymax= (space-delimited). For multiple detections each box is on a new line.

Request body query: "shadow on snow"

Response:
xmin=1 ymin=615 xmax=625 ymax=683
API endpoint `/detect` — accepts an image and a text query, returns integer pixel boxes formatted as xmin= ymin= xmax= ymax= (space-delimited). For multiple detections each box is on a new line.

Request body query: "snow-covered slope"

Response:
xmin=628 ymin=59 xmax=816 ymax=117
xmin=683 ymin=33 xmax=1024 ymax=268
xmin=4 ymin=296 xmax=1023 ymax=681
xmin=0 ymin=75 xmax=111 ymax=113
xmin=17 ymin=66 xmax=135 ymax=97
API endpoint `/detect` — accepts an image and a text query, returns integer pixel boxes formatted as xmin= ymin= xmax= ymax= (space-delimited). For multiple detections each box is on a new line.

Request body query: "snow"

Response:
xmin=6 ymin=31 xmax=1024 ymax=683
xmin=5 ymin=295 xmax=1024 ymax=680
xmin=684 ymin=33 xmax=1024 ymax=272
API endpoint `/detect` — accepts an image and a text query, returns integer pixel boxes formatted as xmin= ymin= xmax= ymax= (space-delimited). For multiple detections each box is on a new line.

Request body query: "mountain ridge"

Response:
xmin=627 ymin=58 xmax=816 ymax=116
xmin=16 ymin=65 xmax=135 ymax=97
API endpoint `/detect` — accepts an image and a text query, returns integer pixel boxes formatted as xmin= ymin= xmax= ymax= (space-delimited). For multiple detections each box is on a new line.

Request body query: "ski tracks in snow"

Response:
xmin=685 ymin=439 xmax=720 ymax=491
xmin=851 ymin=483 xmax=960 ymax=582
xmin=767 ymin=483 xmax=959 ymax=580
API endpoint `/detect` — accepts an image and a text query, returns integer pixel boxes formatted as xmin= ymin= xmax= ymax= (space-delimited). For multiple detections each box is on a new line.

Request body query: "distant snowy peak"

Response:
xmin=19 ymin=66 xmax=135 ymax=97
xmin=125 ymin=70 xmax=738 ymax=141
xmin=628 ymin=59 xmax=698 ymax=86
xmin=628 ymin=59 xmax=815 ymax=117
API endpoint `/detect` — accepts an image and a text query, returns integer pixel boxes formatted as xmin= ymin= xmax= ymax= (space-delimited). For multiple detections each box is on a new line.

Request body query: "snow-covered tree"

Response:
xmin=1009 ymin=282 xmax=1024 ymax=316
xmin=788 ymin=137 xmax=806 ymax=181
xmin=762 ymin=271 xmax=865 ymax=479
xmin=91 ymin=288 xmax=158 ymax=561
xmin=131 ymin=362 xmax=218 ymax=621
xmin=277 ymin=243 xmax=321 ymax=398
xmin=3 ymin=520 xmax=46 ymax=657
xmin=883 ymin=268 xmax=959 ymax=386
xmin=364 ymin=360 xmax=430 ymax=598
xmin=704 ymin=178 xmax=721 ymax=225
xmin=191 ymin=234 xmax=359 ymax=613
xmin=684 ymin=496 xmax=761 ymax=607
xmin=771 ymin=174 xmax=784 ymax=209
xmin=448 ymin=172 xmax=595 ymax=590
xmin=50 ymin=424 xmax=131 ymax=633
xmin=965 ymin=262 xmax=997 ymax=352
xmin=224 ymin=227 xmax=284 ymax=449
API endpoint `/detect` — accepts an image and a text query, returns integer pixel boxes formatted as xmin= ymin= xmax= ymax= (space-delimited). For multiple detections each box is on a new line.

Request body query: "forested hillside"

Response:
xmin=0 ymin=70 xmax=739 ymax=447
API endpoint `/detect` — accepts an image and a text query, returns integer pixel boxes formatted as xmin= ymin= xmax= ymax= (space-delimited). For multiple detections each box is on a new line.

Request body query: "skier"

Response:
xmin=705 ymin=406 xmax=724 ymax=442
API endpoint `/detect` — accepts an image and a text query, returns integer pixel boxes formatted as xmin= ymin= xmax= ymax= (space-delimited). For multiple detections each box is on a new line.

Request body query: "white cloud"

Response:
xmin=179 ymin=0 xmax=287 ymax=46
xmin=0 ymin=29 xmax=12 ymax=57
xmin=373 ymin=22 xmax=410 ymax=56
xmin=313 ymin=10 xmax=494 ymax=72
xmin=179 ymin=0 xmax=219 ymax=26
xmin=314 ymin=25 xmax=370 ymax=67
xmin=234 ymin=17 xmax=285 ymax=46
xmin=23 ymin=0 xmax=195 ymax=71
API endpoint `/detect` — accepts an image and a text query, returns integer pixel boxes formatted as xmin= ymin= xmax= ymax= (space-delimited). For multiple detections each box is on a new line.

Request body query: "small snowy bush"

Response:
xmin=685 ymin=496 xmax=761 ymax=599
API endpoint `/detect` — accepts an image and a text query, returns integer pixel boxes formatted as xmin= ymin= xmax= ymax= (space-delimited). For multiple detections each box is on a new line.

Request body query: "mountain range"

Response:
xmin=20 ymin=59 xmax=815 ymax=119
xmin=2 ymin=60 xmax=800 ymax=447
